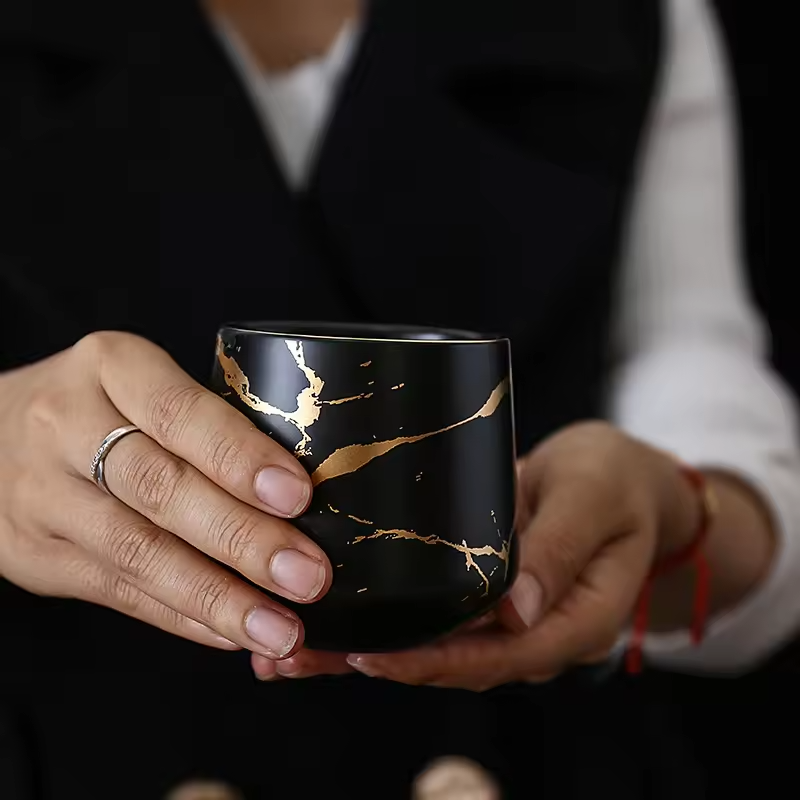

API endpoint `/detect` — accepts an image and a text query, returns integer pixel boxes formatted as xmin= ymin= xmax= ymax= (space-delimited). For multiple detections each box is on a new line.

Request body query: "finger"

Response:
xmin=69 ymin=560 xmax=243 ymax=652
xmin=513 ymin=458 xmax=535 ymax=532
xmin=348 ymin=536 xmax=648 ymax=690
xmin=1 ymin=519 xmax=239 ymax=652
xmin=251 ymin=653 xmax=281 ymax=681
xmin=97 ymin=427 xmax=331 ymax=604
xmin=340 ymin=614 xmax=498 ymax=686
xmin=74 ymin=332 xmax=311 ymax=518
xmin=61 ymin=389 xmax=330 ymax=604
xmin=348 ymin=627 xmax=525 ymax=691
xmin=34 ymin=535 xmax=243 ymax=650
xmin=348 ymin=621 xmax=564 ymax=690
xmin=251 ymin=650 xmax=353 ymax=681
xmin=455 ymin=611 xmax=497 ymax=635
xmin=272 ymin=649 xmax=353 ymax=679
xmin=251 ymin=650 xmax=353 ymax=680
xmin=53 ymin=477 xmax=305 ymax=659
xmin=502 ymin=478 xmax=623 ymax=629
xmin=513 ymin=535 xmax=651 ymax=676
xmin=514 ymin=534 xmax=650 ymax=671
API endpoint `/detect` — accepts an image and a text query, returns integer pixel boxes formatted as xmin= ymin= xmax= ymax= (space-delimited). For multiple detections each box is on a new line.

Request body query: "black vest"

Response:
xmin=2 ymin=0 xmax=661 ymax=450
xmin=1 ymin=3 xmax=705 ymax=798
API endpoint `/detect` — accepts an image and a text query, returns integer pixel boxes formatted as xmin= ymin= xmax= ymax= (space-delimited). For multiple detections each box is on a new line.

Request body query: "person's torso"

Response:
xmin=0 ymin=4 xmax=699 ymax=799
xmin=3 ymin=0 xmax=659 ymax=450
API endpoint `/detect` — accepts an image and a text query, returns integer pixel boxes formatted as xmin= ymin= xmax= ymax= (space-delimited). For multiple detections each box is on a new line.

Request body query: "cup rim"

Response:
xmin=219 ymin=321 xmax=508 ymax=345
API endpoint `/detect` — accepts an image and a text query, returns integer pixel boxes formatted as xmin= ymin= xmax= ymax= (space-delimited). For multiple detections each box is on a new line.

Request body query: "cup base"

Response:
xmin=288 ymin=539 xmax=518 ymax=652
xmin=298 ymin=593 xmax=507 ymax=653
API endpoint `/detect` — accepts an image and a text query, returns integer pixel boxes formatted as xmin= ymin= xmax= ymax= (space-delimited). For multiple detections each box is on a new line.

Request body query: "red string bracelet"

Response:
xmin=625 ymin=463 xmax=718 ymax=675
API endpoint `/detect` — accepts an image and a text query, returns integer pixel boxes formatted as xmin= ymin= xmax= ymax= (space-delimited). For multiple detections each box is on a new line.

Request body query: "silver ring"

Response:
xmin=89 ymin=424 xmax=142 ymax=494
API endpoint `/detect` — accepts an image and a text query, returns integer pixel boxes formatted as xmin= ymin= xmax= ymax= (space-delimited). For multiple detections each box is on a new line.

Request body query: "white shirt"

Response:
xmin=216 ymin=0 xmax=800 ymax=674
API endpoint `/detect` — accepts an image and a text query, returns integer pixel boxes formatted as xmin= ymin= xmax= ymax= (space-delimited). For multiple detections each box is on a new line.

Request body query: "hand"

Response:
xmin=253 ymin=422 xmax=698 ymax=687
xmin=0 ymin=332 xmax=332 ymax=659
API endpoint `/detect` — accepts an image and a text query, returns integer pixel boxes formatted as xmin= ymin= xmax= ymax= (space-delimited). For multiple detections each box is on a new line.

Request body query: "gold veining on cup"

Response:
xmin=310 ymin=378 xmax=509 ymax=486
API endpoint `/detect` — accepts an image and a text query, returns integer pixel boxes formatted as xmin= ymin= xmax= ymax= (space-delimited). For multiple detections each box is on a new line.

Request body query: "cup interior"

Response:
xmin=221 ymin=321 xmax=502 ymax=343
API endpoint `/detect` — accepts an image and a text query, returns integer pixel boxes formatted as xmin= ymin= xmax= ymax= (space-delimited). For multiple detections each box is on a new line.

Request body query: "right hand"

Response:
xmin=0 ymin=332 xmax=332 ymax=659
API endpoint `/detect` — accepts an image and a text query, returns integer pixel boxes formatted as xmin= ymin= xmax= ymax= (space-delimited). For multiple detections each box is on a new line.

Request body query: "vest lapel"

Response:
xmin=310 ymin=0 xmax=658 ymax=345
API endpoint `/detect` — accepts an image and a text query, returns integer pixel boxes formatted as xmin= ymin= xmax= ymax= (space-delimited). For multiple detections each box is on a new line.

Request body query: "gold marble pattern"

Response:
xmin=310 ymin=378 xmax=509 ymax=486
xmin=323 ymin=392 xmax=374 ymax=405
xmin=217 ymin=338 xmax=380 ymax=456
xmin=217 ymin=337 xmax=325 ymax=457
xmin=217 ymin=337 xmax=511 ymax=595
xmin=349 ymin=519 xmax=509 ymax=597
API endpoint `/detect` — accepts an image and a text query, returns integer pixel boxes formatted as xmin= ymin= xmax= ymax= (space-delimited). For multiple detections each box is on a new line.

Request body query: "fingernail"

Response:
xmin=245 ymin=607 xmax=299 ymax=658
xmin=254 ymin=466 xmax=310 ymax=517
xmin=509 ymin=572 xmax=543 ymax=629
xmin=346 ymin=655 xmax=380 ymax=677
xmin=270 ymin=548 xmax=326 ymax=600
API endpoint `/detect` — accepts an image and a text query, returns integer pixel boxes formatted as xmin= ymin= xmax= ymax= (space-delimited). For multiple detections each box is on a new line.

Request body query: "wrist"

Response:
xmin=653 ymin=454 xmax=706 ymax=560
xmin=627 ymin=457 xmax=716 ymax=671
xmin=642 ymin=467 xmax=776 ymax=639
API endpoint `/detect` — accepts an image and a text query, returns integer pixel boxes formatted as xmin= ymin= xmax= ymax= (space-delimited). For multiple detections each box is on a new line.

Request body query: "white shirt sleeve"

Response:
xmin=609 ymin=0 xmax=800 ymax=673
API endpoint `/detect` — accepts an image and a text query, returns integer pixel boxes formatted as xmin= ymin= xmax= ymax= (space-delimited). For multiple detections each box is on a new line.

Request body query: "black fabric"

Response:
xmin=1 ymin=0 xmax=659 ymax=450
xmin=0 ymin=704 xmax=38 ymax=800
xmin=0 ymin=2 xmax=701 ymax=798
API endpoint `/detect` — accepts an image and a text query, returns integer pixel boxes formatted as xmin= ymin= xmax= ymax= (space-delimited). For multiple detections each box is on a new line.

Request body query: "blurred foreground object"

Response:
xmin=413 ymin=757 xmax=501 ymax=800
xmin=165 ymin=781 xmax=242 ymax=800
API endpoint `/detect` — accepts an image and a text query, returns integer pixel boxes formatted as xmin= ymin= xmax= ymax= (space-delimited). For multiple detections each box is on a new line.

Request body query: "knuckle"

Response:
xmin=120 ymin=447 xmax=189 ymax=515
xmin=208 ymin=506 xmax=264 ymax=568
xmin=72 ymin=330 xmax=131 ymax=363
xmin=203 ymin=430 xmax=249 ymax=483
xmin=55 ymin=558 xmax=99 ymax=601
xmin=145 ymin=382 xmax=206 ymax=447
xmin=101 ymin=519 xmax=170 ymax=582
xmin=186 ymin=571 xmax=233 ymax=625
xmin=26 ymin=385 xmax=68 ymax=433
xmin=97 ymin=570 xmax=137 ymax=607
xmin=71 ymin=331 xmax=110 ymax=362
xmin=75 ymin=560 xmax=135 ymax=608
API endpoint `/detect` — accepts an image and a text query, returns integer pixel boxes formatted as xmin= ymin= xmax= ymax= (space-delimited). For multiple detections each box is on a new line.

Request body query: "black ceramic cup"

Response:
xmin=211 ymin=322 xmax=517 ymax=652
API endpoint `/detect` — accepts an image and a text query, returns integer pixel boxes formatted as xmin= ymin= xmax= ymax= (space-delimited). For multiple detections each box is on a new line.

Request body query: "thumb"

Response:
xmin=498 ymin=482 xmax=607 ymax=631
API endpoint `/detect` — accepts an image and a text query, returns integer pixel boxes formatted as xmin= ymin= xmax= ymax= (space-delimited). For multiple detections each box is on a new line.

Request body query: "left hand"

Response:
xmin=252 ymin=422 xmax=698 ymax=689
